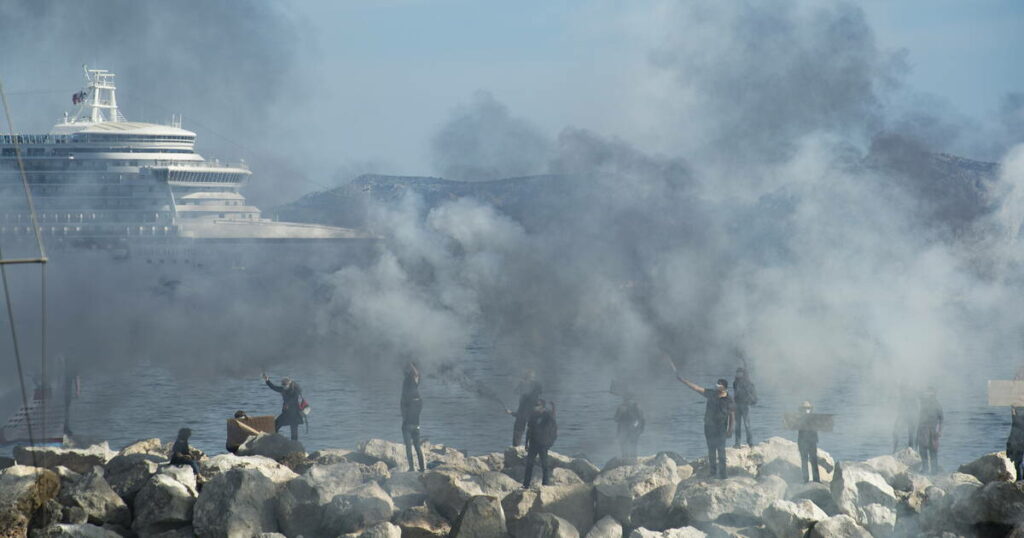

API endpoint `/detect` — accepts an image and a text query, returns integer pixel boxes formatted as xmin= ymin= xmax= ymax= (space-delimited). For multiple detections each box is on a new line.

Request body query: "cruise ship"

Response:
xmin=0 ymin=68 xmax=367 ymax=260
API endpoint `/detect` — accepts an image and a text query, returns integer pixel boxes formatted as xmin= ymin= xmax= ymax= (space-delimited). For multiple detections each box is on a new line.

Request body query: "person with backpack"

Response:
xmin=263 ymin=373 xmax=304 ymax=441
xmin=733 ymin=367 xmax=757 ymax=448
xmin=523 ymin=399 xmax=557 ymax=487
xmin=614 ymin=393 xmax=645 ymax=459
xmin=677 ymin=376 xmax=734 ymax=479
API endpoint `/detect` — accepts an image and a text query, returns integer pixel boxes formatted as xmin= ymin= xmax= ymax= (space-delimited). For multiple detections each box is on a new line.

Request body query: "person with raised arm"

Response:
xmin=263 ymin=373 xmax=304 ymax=441
xmin=677 ymin=374 xmax=734 ymax=479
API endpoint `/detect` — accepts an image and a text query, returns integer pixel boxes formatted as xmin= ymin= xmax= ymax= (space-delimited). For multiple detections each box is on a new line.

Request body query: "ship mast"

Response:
xmin=69 ymin=66 xmax=125 ymax=124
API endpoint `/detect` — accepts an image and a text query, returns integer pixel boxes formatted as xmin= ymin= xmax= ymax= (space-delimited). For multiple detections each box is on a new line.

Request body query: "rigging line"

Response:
xmin=0 ymin=80 xmax=46 ymax=260
xmin=0 ymin=245 xmax=37 ymax=463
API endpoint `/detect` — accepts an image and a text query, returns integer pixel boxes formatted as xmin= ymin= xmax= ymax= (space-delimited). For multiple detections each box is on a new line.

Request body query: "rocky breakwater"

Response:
xmin=1 ymin=434 xmax=1023 ymax=537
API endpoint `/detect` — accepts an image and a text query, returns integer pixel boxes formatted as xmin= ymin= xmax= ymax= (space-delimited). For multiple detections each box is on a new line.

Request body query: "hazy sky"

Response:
xmin=2 ymin=0 xmax=1021 ymax=198
xmin=284 ymin=0 xmax=1023 ymax=182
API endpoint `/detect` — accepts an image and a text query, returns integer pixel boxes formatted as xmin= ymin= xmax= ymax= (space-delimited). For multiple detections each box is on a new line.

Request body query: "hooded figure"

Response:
xmin=523 ymin=399 xmax=557 ymax=487
xmin=614 ymin=394 xmax=645 ymax=459
xmin=733 ymin=367 xmax=757 ymax=448
xmin=916 ymin=387 xmax=943 ymax=474
xmin=511 ymin=370 xmax=543 ymax=447
xmin=797 ymin=401 xmax=821 ymax=483
xmin=401 ymin=361 xmax=425 ymax=472
xmin=264 ymin=374 xmax=303 ymax=441
xmin=170 ymin=427 xmax=201 ymax=477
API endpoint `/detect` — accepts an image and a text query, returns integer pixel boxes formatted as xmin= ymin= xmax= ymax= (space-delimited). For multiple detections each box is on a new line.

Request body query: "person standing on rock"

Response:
xmin=892 ymin=382 xmax=918 ymax=452
xmin=733 ymin=367 xmax=757 ymax=448
xmin=615 ymin=392 xmax=645 ymax=459
xmin=916 ymin=386 xmax=943 ymax=474
xmin=677 ymin=376 xmax=734 ymax=479
xmin=1007 ymin=406 xmax=1024 ymax=481
xmin=509 ymin=369 xmax=543 ymax=447
xmin=401 ymin=361 xmax=426 ymax=472
xmin=523 ymin=398 xmax=557 ymax=487
xmin=263 ymin=373 xmax=304 ymax=441
xmin=170 ymin=427 xmax=201 ymax=478
xmin=796 ymin=401 xmax=821 ymax=483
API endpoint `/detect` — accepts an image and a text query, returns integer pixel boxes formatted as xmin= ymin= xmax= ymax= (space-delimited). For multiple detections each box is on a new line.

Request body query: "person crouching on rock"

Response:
xmin=797 ymin=401 xmax=821 ymax=483
xmin=263 ymin=373 xmax=304 ymax=441
xmin=170 ymin=427 xmax=201 ymax=478
xmin=677 ymin=375 xmax=734 ymax=479
xmin=523 ymin=399 xmax=557 ymax=487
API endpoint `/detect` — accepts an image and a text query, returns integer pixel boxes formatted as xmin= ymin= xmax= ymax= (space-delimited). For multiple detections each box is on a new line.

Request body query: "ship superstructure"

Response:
xmin=0 ymin=68 xmax=362 ymax=252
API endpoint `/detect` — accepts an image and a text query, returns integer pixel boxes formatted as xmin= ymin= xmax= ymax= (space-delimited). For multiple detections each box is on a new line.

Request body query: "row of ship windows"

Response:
xmin=2 ymin=226 xmax=177 ymax=236
xmin=4 ymin=212 xmax=170 ymax=223
xmin=0 ymin=148 xmax=193 ymax=156
xmin=0 ymin=134 xmax=194 ymax=144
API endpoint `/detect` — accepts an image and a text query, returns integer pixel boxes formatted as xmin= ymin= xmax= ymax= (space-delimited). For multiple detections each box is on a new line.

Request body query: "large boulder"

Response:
xmin=131 ymin=470 xmax=196 ymax=537
xmin=357 ymin=439 xmax=408 ymax=469
xmin=56 ymin=470 xmax=130 ymax=527
xmin=193 ymin=467 xmax=284 ymax=537
xmin=422 ymin=469 xmax=521 ymax=520
xmin=0 ymin=465 xmax=59 ymax=537
xmin=514 ymin=512 xmax=580 ymax=538
xmin=954 ymin=480 xmax=1024 ymax=526
xmin=383 ymin=471 xmax=427 ymax=510
xmin=200 ymin=453 xmax=297 ymax=484
xmin=448 ymin=495 xmax=507 ymax=538
xmin=29 ymin=523 xmax=123 ymax=537
xmin=585 ymin=516 xmax=623 ymax=538
xmin=861 ymin=455 xmax=906 ymax=484
xmin=892 ymin=447 xmax=921 ymax=470
xmin=828 ymin=462 xmax=896 ymax=516
xmin=275 ymin=462 xmax=374 ymax=537
xmin=13 ymin=444 xmax=115 ymax=474
xmin=807 ymin=514 xmax=871 ymax=538
xmin=674 ymin=475 xmax=787 ymax=527
xmin=958 ymin=452 xmax=1016 ymax=484
xmin=594 ymin=455 xmax=682 ymax=530
xmin=503 ymin=484 xmax=595 ymax=536
xmin=236 ymin=433 xmax=305 ymax=461
xmin=856 ymin=503 xmax=896 ymax=536
xmin=504 ymin=447 xmax=600 ymax=483
xmin=762 ymin=499 xmax=827 ymax=538
xmin=321 ymin=482 xmax=395 ymax=535
xmin=102 ymin=454 xmax=161 ymax=504
xmin=787 ymin=481 xmax=838 ymax=515
xmin=392 ymin=505 xmax=451 ymax=538
xmin=694 ymin=438 xmax=833 ymax=484
xmin=628 ymin=527 xmax=707 ymax=537
xmin=116 ymin=439 xmax=166 ymax=458
xmin=351 ymin=521 xmax=402 ymax=538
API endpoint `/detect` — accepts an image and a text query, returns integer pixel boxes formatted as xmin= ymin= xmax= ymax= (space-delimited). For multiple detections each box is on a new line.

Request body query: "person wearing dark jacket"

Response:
xmin=796 ymin=401 xmax=821 ymax=482
xmin=263 ymin=373 xmax=303 ymax=441
xmin=916 ymin=387 xmax=943 ymax=474
xmin=170 ymin=427 xmax=201 ymax=477
xmin=733 ymin=368 xmax=757 ymax=448
xmin=615 ymin=394 xmax=645 ymax=459
xmin=678 ymin=376 xmax=734 ymax=479
xmin=523 ymin=399 xmax=557 ymax=487
xmin=1008 ymin=406 xmax=1024 ymax=481
xmin=510 ymin=370 xmax=543 ymax=447
xmin=401 ymin=361 xmax=425 ymax=472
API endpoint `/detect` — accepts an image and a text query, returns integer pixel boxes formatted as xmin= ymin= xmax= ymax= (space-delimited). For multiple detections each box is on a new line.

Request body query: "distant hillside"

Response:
xmin=273 ymin=149 xmax=1000 ymax=232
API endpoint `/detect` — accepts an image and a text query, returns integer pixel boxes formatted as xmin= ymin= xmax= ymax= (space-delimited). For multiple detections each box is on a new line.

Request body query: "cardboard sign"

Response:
xmin=784 ymin=412 xmax=834 ymax=432
xmin=988 ymin=380 xmax=1024 ymax=406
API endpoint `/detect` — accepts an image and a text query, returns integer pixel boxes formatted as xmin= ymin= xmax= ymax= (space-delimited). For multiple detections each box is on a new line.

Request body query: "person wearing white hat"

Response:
xmin=797 ymin=401 xmax=821 ymax=483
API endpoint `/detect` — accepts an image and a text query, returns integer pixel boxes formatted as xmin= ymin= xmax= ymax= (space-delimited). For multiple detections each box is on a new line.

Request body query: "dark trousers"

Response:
xmin=919 ymin=429 xmax=938 ymax=473
xmin=1009 ymin=449 xmax=1024 ymax=481
xmin=171 ymin=458 xmax=201 ymax=477
xmin=734 ymin=405 xmax=752 ymax=446
xmin=523 ymin=444 xmax=551 ymax=486
xmin=402 ymin=422 xmax=425 ymax=472
xmin=275 ymin=416 xmax=299 ymax=441
xmin=705 ymin=426 xmax=727 ymax=478
xmin=618 ymin=431 xmax=640 ymax=459
xmin=513 ymin=414 xmax=527 ymax=447
xmin=799 ymin=442 xmax=820 ymax=482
